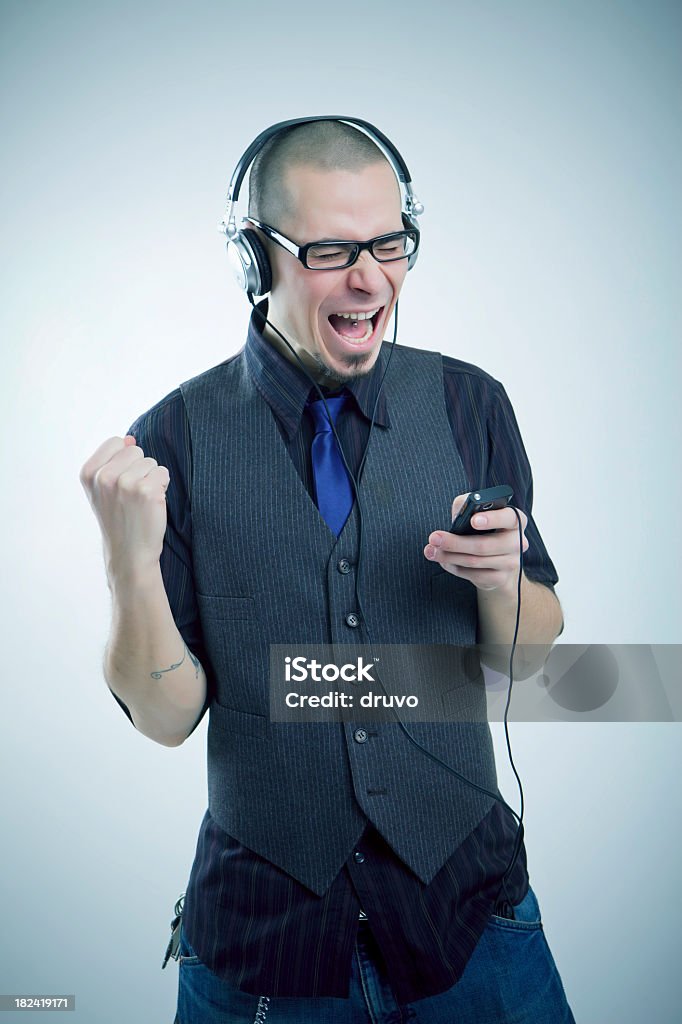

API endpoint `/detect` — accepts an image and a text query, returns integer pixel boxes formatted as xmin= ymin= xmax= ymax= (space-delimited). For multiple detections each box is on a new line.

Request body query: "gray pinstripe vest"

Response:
xmin=179 ymin=341 xmax=500 ymax=896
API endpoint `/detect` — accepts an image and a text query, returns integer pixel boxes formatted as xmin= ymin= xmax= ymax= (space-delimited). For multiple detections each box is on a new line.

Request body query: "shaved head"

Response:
xmin=248 ymin=120 xmax=397 ymax=229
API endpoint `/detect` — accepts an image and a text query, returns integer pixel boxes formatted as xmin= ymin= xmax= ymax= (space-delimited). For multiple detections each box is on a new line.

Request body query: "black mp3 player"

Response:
xmin=449 ymin=485 xmax=514 ymax=535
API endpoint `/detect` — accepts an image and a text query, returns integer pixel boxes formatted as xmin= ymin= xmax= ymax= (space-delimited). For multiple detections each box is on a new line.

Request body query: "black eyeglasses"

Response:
xmin=247 ymin=217 xmax=419 ymax=270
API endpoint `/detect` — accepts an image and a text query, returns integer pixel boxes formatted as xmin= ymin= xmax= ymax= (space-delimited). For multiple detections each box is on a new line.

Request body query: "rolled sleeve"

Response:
xmin=442 ymin=356 xmax=559 ymax=591
xmin=486 ymin=380 xmax=559 ymax=590
xmin=108 ymin=390 xmax=212 ymax=736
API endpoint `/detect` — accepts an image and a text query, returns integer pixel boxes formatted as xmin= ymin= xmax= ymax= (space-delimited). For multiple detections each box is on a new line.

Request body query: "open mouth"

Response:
xmin=327 ymin=306 xmax=384 ymax=346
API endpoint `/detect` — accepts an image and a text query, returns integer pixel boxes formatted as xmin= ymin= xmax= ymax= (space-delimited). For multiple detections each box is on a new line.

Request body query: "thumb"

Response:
xmin=451 ymin=492 xmax=469 ymax=521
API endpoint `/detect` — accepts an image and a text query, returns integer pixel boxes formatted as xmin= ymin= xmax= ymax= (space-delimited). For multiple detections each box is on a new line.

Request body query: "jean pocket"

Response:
xmin=489 ymin=884 xmax=543 ymax=931
xmin=178 ymin=928 xmax=203 ymax=967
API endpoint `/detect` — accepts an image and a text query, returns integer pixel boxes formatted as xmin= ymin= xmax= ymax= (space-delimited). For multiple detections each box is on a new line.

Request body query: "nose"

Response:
xmin=345 ymin=248 xmax=388 ymax=293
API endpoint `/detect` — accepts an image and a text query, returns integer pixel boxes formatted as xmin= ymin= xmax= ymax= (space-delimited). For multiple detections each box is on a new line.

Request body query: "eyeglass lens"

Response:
xmin=305 ymin=231 xmax=417 ymax=269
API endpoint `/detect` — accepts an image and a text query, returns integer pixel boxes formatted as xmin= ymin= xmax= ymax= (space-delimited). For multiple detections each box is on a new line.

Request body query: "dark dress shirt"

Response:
xmin=111 ymin=300 xmax=559 ymax=1002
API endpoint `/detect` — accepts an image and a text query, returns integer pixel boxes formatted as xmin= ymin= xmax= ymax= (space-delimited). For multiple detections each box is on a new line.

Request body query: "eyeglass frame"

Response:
xmin=245 ymin=217 xmax=420 ymax=271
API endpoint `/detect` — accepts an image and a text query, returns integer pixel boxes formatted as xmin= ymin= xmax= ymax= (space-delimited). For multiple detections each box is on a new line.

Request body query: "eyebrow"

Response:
xmin=312 ymin=231 xmax=398 ymax=243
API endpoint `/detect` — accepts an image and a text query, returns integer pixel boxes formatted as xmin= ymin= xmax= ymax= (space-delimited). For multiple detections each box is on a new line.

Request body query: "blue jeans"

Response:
xmin=174 ymin=884 xmax=576 ymax=1023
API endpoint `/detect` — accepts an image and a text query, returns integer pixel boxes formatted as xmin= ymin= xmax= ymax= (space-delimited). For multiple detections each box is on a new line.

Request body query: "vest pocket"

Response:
xmin=208 ymin=699 xmax=269 ymax=739
xmin=196 ymin=592 xmax=269 ymax=715
xmin=441 ymin=678 xmax=488 ymax=723
xmin=196 ymin=593 xmax=258 ymax=620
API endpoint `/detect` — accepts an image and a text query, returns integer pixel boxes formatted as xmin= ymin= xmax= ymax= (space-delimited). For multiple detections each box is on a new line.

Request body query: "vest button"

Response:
xmin=345 ymin=612 xmax=360 ymax=628
xmin=353 ymin=850 xmax=366 ymax=864
xmin=354 ymin=728 xmax=368 ymax=743
xmin=337 ymin=558 xmax=352 ymax=574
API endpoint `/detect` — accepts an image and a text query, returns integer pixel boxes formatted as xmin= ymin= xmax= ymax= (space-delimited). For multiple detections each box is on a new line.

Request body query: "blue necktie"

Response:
xmin=307 ymin=393 xmax=354 ymax=536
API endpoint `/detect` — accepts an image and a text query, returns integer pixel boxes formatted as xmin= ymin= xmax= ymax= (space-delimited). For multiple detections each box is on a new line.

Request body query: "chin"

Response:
xmin=314 ymin=348 xmax=378 ymax=383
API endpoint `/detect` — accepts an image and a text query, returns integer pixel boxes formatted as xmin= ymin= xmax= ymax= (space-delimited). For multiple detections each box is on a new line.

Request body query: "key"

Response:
xmin=161 ymin=893 xmax=186 ymax=970
xmin=162 ymin=914 xmax=182 ymax=969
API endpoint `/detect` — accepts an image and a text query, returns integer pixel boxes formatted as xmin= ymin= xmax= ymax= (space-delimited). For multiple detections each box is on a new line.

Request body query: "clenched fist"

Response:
xmin=79 ymin=435 xmax=170 ymax=584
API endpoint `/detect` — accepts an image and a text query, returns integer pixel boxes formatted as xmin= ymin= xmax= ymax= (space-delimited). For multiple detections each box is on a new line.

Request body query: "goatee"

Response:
xmin=312 ymin=350 xmax=375 ymax=384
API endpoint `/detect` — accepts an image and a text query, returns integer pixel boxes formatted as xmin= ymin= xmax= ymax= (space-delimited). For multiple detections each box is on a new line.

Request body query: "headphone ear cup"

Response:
xmin=226 ymin=228 xmax=273 ymax=296
xmin=241 ymin=228 xmax=272 ymax=295
xmin=402 ymin=212 xmax=420 ymax=272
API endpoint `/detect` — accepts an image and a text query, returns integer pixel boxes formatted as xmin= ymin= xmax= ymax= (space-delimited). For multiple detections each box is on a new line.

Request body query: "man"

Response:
xmin=80 ymin=119 xmax=575 ymax=1023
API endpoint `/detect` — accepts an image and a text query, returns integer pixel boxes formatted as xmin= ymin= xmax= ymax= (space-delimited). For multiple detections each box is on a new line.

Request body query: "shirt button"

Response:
xmin=354 ymin=728 xmax=368 ymax=743
xmin=345 ymin=612 xmax=360 ymax=628
xmin=337 ymin=558 xmax=352 ymax=574
xmin=353 ymin=850 xmax=365 ymax=864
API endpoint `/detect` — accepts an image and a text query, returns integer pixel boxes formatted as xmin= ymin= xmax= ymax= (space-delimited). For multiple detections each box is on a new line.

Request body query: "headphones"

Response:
xmin=218 ymin=115 xmax=425 ymax=297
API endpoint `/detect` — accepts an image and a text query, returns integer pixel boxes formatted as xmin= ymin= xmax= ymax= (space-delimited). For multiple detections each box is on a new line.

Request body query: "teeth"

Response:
xmin=333 ymin=308 xmax=380 ymax=320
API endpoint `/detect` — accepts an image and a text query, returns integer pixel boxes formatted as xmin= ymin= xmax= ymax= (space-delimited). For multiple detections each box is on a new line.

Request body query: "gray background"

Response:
xmin=1 ymin=0 xmax=680 ymax=1020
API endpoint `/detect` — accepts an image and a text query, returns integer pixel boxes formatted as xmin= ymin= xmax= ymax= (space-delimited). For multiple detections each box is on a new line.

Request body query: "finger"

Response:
xmin=92 ymin=444 xmax=148 ymax=491
xmin=442 ymin=551 xmax=521 ymax=573
xmin=140 ymin=465 xmax=171 ymax=501
xmin=470 ymin=505 xmax=528 ymax=533
xmin=428 ymin=530 xmax=521 ymax=558
xmin=117 ymin=463 xmax=170 ymax=503
xmin=117 ymin=456 xmax=167 ymax=490
xmin=447 ymin=565 xmax=511 ymax=591
xmin=79 ymin=435 xmax=136 ymax=488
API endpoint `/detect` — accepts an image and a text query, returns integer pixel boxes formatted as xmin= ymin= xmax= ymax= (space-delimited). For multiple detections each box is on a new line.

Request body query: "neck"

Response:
xmin=260 ymin=319 xmax=354 ymax=389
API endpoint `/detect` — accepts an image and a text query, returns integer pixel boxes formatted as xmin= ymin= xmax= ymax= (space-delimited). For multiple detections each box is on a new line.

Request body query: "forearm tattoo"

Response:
xmin=151 ymin=643 xmax=200 ymax=680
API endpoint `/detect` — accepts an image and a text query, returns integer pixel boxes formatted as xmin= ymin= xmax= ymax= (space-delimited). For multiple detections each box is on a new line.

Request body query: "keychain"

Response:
xmin=162 ymin=893 xmax=185 ymax=969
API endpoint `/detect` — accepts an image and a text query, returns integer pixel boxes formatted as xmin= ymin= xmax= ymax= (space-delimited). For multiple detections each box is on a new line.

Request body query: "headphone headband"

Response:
xmin=220 ymin=115 xmax=423 ymax=240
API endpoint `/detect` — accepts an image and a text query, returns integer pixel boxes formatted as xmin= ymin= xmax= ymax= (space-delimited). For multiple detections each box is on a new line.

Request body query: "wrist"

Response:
xmin=476 ymin=570 xmax=523 ymax=607
xmin=106 ymin=557 xmax=163 ymax=596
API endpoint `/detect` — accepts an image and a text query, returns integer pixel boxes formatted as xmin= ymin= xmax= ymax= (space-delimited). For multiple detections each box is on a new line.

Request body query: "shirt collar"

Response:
xmin=244 ymin=298 xmax=391 ymax=441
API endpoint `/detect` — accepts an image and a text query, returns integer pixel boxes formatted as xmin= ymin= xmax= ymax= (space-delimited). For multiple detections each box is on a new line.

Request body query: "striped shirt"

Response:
xmin=112 ymin=300 xmax=559 ymax=1002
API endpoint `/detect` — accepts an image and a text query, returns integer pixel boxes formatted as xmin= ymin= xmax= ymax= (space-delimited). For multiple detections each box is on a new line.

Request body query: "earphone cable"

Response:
xmin=247 ymin=293 xmax=525 ymax=911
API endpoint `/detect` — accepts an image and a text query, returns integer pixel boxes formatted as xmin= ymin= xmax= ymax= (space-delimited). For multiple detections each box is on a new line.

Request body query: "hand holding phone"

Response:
xmin=449 ymin=485 xmax=514 ymax=535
